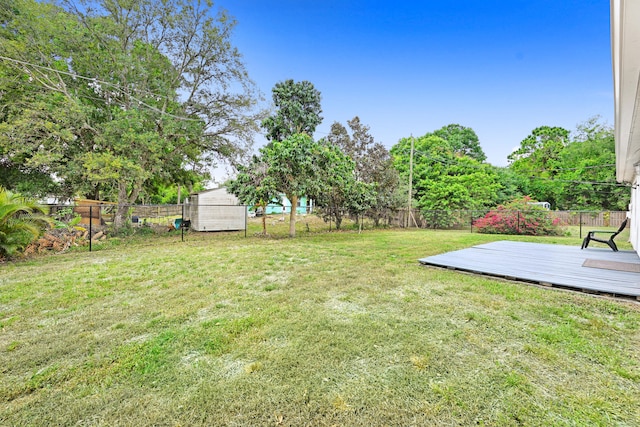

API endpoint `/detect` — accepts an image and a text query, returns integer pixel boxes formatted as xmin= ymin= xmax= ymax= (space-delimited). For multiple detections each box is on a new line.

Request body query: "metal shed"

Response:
xmin=185 ymin=188 xmax=246 ymax=232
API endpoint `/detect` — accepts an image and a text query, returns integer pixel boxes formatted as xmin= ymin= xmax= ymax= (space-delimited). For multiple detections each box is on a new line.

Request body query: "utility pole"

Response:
xmin=407 ymin=135 xmax=414 ymax=228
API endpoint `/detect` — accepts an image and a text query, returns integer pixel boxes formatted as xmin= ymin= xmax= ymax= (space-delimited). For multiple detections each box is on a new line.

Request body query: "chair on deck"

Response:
xmin=581 ymin=218 xmax=628 ymax=252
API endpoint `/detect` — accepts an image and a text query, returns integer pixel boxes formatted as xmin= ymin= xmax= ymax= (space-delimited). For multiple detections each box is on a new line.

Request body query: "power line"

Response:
xmin=525 ymin=175 xmax=630 ymax=187
xmin=405 ymin=148 xmax=617 ymax=174
xmin=0 ymin=54 xmax=202 ymax=122
xmin=393 ymin=149 xmax=628 ymax=188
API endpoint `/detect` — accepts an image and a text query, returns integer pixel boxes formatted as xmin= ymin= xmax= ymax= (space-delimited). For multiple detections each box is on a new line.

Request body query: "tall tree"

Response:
xmin=391 ymin=134 xmax=500 ymax=226
xmin=260 ymin=133 xmax=325 ymax=237
xmin=261 ymin=79 xmax=322 ymax=142
xmin=508 ymin=126 xmax=569 ymax=174
xmin=507 ymin=126 xmax=569 ymax=208
xmin=553 ymin=118 xmax=628 ymax=210
xmin=505 ymin=121 xmax=628 ymax=210
xmin=313 ymin=140 xmax=374 ymax=230
xmin=326 ymin=117 xmax=401 ymax=225
xmin=364 ymin=143 xmax=403 ymax=226
xmin=431 ymin=124 xmax=486 ymax=162
xmin=327 ymin=117 xmax=372 ymax=178
xmin=0 ymin=0 xmax=261 ymax=227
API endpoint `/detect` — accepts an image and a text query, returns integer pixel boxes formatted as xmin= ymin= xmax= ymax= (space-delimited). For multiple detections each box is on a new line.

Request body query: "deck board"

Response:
xmin=418 ymin=241 xmax=640 ymax=298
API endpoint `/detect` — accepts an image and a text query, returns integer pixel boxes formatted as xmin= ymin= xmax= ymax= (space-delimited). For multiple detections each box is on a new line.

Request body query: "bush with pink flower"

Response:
xmin=473 ymin=196 xmax=563 ymax=236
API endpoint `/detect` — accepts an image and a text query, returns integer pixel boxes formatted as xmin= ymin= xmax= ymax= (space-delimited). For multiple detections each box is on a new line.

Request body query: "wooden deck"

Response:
xmin=419 ymin=241 xmax=640 ymax=299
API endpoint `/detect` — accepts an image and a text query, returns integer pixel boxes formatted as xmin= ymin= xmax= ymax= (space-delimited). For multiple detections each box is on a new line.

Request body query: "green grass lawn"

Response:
xmin=1 ymin=219 xmax=639 ymax=426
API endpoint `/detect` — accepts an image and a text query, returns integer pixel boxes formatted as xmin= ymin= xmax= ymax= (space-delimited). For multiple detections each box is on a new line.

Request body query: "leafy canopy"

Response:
xmin=325 ymin=116 xmax=400 ymax=227
xmin=227 ymin=155 xmax=278 ymax=235
xmin=262 ymin=79 xmax=322 ymax=142
xmin=0 ymin=0 xmax=261 ymax=222
xmin=430 ymin=124 xmax=486 ymax=162
xmin=391 ymin=133 xmax=500 ymax=222
xmin=507 ymin=118 xmax=628 ymax=210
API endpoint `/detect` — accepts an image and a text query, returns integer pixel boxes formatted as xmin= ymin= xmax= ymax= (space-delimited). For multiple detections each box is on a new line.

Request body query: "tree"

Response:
xmin=391 ymin=134 xmax=500 ymax=227
xmin=262 ymin=79 xmax=322 ymax=142
xmin=0 ymin=0 xmax=261 ymax=227
xmin=506 ymin=119 xmax=628 ymax=210
xmin=492 ymin=167 xmax=526 ymax=205
xmin=261 ymin=133 xmax=325 ymax=237
xmin=327 ymin=117 xmax=372 ymax=178
xmin=554 ymin=118 xmax=629 ymax=210
xmin=227 ymin=155 xmax=278 ymax=235
xmin=0 ymin=186 xmax=52 ymax=258
xmin=508 ymin=126 xmax=569 ymax=173
xmin=507 ymin=126 xmax=569 ymax=208
xmin=431 ymin=124 xmax=486 ymax=162
xmin=361 ymin=143 xmax=403 ymax=226
xmin=313 ymin=141 xmax=374 ymax=230
xmin=326 ymin=117 xmax=401 ymax=225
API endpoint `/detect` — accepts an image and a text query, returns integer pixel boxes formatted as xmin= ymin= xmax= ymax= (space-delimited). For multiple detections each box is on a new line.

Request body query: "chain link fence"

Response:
xmin=40 ymin=202 xmax=628 ymax=253
xmin=391 ymin=208 xmax=628 ymax=237
xmin=43 ymin=202 xmax=249 ymax=252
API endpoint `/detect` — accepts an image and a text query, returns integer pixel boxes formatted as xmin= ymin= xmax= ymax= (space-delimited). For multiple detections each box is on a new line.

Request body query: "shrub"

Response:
xmin=0 ymin=187 xmax=53 ymax=258
xmin=473 ymin=196 xmax=562 ymax=236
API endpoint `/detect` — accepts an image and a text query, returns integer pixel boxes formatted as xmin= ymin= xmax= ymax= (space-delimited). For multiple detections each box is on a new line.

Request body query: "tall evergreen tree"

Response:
xmin=261 ymin=79 xmax=322 ymax=142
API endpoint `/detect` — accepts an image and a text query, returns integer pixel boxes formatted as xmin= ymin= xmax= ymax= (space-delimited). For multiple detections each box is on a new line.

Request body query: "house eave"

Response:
xmin=612 ymin=0 xmax=640 ymax=183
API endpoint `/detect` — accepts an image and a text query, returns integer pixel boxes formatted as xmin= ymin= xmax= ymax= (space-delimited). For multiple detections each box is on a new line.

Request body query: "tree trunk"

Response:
xmin=113 ymin=181 xmax=141 ymax=230
xmin=288 ymin=194 xmax=298 ymax=237
xmin=260 ymin=201 xmax=267 ymax=234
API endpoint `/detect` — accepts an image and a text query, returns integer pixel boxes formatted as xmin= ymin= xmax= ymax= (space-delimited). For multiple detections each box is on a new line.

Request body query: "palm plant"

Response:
xmin=0 ymin=187 xmax=52 ymax=258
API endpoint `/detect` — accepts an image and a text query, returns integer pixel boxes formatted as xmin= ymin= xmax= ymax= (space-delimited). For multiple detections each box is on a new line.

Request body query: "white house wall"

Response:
xmin=611 ymin=0 xmax=640 ymax=254
xmin=631 ymin=173 xmax=640 ymax=251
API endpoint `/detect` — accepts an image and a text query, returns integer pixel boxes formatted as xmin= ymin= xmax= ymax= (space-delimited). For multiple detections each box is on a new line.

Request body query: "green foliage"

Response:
xmin=391 ymin=133 xmax=500 ymax=225
xmin=492 ymin=167 xmax=527 ymax=205
xmin=0 ymin=186 xmax=52 ymax=257
xmin=508 ymin=126 xmax=570 ymax=173
xmin=507 ymin=119 xmax=629 ymax=210
xmin=261 ymin=79 xmax=323 ymax=142
xmin=227 ymin=155 xmax=279 ymax=234
xmin=0 ymin=0 xmax=260 ymax=220
xmin=261 ymin=134 xmax=324 ymax=201
xmin=231 ymin=132 xmax=364 ymax=236
xmin=261 ymin=133 xmax=327 ymax=237
xmin=474 ymin=196 xmax=563 ymax=236
xmin=430 ymin=123 xmax=486 ymax=162
xmin=326 ymin=117 xmax=402 ymax=226
xmin=553 ymin=118 xmax=629 ymax=210
xmin=507 ymin=126 xmax=568 ymax=208
xmin=0 ymin=161 xmax=60 ymax=199
xmin=313 ymin=141 xmax=374 ymax=229
xmin=51 ymin=206 xmax=81 ymax=229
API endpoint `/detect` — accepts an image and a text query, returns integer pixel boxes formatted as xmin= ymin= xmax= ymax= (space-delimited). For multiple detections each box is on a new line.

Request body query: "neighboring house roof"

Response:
xmin=611 ymin=0 xmax=640 ymax=182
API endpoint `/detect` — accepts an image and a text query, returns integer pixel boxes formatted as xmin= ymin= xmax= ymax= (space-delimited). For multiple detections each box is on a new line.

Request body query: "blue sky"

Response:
xmin=215 ymin=0 xmax=613 ymax=167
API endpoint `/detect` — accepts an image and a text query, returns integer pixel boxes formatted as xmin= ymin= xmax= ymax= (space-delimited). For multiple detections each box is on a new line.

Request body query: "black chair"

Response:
xmin=581 ymin=218 xmax=628 ymax=252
